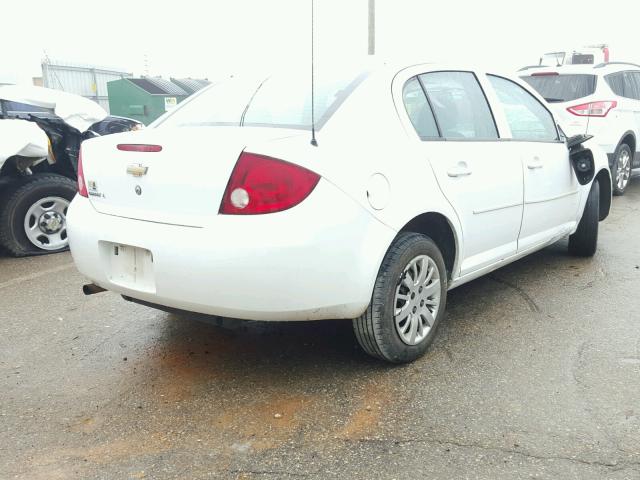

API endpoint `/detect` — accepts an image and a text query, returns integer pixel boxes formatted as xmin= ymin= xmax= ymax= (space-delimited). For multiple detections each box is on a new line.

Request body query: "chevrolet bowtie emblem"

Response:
xmin=127 ymin=164 xmax=148 ymax=177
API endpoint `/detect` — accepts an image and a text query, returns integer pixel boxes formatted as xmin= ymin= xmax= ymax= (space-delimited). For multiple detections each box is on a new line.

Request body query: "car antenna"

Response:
xmin=310 ymin=0 xmax=318 ymax=147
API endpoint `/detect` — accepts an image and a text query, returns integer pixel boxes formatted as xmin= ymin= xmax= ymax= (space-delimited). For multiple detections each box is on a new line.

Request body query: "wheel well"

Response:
xmin=595 ymin=169 xmax=611 ymax=221
xmin=0 ymin=156 xmax=21 ymax=177
xmin=620 ymin=132 xmax=636 ymax=154
xmin=400 ymin=213 xmax=457 ymax=277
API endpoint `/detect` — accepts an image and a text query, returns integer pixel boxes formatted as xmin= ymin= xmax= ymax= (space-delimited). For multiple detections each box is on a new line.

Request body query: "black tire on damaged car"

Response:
xmin=353 ymin=232 xmax=448 ymax=363
xmin=568 ymin=180 xmax=599 ymax=257
xmin=0 ymin=174 xmax=77 ymax=257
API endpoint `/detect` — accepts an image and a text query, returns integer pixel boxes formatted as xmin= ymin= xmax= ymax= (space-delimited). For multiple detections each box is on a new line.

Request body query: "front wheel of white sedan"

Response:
xmin=353 ymin=233 xmax=448 ymax=363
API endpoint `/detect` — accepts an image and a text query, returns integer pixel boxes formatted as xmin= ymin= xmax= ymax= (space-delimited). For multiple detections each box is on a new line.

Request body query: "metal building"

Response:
xmin=107 ymin=77 xmax=189 ymax=125
xmin=42 ymin=59 xmax=132 ymax=113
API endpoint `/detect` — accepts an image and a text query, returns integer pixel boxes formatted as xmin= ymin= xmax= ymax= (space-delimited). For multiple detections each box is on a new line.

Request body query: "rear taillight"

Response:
xmin=77 ymin=148 xmax=88 ymax=197
xmin=220 ymin=152 xmax=320 ymax=215
xmin=567 ymin=101 xmax=617 ymax=117
xmin=116 ymin=144 xmax=162 ymax=152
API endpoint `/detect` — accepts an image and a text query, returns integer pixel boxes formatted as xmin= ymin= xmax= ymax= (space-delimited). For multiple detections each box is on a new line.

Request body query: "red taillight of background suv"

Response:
xmin=567 ymin=101 xmax=617 ymax=117
xmin=220 ymin=152 xmax=320 ymax=215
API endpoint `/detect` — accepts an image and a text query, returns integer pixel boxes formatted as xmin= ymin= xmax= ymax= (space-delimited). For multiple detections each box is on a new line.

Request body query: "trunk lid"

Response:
xmin=81 ymin=126 xmax=306 ymax=227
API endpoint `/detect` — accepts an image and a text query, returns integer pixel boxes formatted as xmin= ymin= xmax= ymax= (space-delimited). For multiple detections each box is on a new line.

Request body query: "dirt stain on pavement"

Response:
xmin=338 ymin=380 xmax=392 ymax=440
xmin=217 ymin=393 xmax=314 ymax=451
xmin=21 ymin=432 xmax=172 ymax=480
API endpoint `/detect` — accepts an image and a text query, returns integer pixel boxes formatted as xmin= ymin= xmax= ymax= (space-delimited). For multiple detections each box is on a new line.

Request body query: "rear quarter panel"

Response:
xmin=253 ymin=68 xmax=464 ymax=278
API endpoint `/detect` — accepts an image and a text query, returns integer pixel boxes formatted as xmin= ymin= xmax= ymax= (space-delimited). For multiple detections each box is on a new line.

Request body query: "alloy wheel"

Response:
xmin=394 ymin=254 xmax=441 ymax=346
xmin=616 ymin=149 xmax=631 ymax=191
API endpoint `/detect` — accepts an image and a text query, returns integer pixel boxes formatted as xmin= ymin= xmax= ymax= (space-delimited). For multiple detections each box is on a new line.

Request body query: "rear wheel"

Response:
xmin=612 ymin=143 xmax=632 ymax=196
xmin=0 ymin=174 xmax=76 ymax=256
xmin=569 ymin=180 xmax=599 ymax=257
xmin=353 ymin=232 xmax=448 ymax=363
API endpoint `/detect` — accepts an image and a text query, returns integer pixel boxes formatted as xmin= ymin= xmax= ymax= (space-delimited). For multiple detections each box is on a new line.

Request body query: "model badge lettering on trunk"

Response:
xmin=87 ymin=180 xmax=105 ymax=198
xmin=127 ymin=164 xmax=148 ymax=177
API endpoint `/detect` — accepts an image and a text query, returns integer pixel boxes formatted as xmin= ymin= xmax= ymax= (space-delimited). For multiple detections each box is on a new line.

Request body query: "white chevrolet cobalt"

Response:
xmin=68 ymin=63 xmax=612 ymax=363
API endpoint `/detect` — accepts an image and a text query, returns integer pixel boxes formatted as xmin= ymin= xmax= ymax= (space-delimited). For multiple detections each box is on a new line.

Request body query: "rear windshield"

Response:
xmin=521 ymin=74 xmax=597 ymax=103
xmin=156 ymin=69 xmax=367 ymax=130
xmin=571 ymin=54 xmax=594 ymax=65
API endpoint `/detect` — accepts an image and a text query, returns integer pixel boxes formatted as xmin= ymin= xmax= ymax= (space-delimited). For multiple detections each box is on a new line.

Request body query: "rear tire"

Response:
xmin=611 ymin=143 xmax=632 ymax=196
xmin=569 ymin=180 xmax=599 ymax=257
xmin=0 ymin=174 xmax=76 ymax=257
xmin=353 ymin=232 xmax=448 ymax=363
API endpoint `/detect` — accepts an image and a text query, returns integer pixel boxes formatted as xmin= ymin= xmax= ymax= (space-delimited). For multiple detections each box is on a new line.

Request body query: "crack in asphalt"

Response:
xmin=352 ymin=437 xmax=640 ymax=471
xmin=228 ymin=469 xmax=317 ymax=478
xmin=571 ymin=340 xmax=589 ymax=388
xmin=487 ymin=275 xmax=541 ymax=313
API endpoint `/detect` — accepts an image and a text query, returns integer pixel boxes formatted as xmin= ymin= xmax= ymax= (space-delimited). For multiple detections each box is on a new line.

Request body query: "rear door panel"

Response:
xmin=415 ymin=71 xmax=524 ymax=276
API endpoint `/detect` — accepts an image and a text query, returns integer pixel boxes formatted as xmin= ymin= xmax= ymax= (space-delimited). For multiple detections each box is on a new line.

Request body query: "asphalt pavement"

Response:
xmin=1 ymin=180 xmax=640 ymax=480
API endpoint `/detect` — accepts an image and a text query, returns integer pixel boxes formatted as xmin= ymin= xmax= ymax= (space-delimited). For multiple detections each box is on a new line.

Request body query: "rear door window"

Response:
xmin=402 ymin=77 xmax=439 ymax=139
xmin=488 ymin=75 xmax=559 ymax=142
xmin=521 ymin=74 xmax=597 ymax=103
xmin=623 ymin=72 xmax=640 ymax=100
xmin=605 ymin=71 xmax=640 ymax=100
xmin=630 ymin=72 xmax=640 ymax=100
xmin=605 ymin=72 xmax=625 ymax=96
xmin=419 ymin=71 xmax=498 ymax=140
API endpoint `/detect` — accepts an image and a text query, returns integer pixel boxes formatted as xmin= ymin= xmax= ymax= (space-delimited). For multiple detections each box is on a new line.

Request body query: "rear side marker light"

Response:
xmin=220 ymin=152 xmax=320 ymax=215
xmin=117 ymin=144 xmax=163 ymax=152
xmin=567 ymin=101 xmax=617 ymax=117
xmin=77 ymin=148 xmax=88 ymax=197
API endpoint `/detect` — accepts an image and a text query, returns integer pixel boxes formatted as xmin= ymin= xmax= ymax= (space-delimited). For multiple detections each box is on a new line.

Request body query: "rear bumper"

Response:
xmin=67 ymin=179 xmax=396 ymax=321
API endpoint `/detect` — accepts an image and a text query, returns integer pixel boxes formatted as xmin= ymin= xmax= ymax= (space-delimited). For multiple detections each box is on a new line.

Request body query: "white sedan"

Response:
xmin=68 ymin=62 xmax=612 ymax=363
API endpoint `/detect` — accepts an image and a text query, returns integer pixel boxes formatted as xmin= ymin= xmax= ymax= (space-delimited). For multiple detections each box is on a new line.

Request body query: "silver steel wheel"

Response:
xmin=394 ymin=254 xmax=441 ymax=346
xmin=23 ymin=196 xmax=70 ymax=251
xmin=616 ymin=149 xmax=631 ymax=191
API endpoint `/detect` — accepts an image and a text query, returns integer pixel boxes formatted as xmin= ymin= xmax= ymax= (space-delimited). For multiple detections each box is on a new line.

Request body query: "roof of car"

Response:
xmin=519 ymin=62 xmax=640 ymax=76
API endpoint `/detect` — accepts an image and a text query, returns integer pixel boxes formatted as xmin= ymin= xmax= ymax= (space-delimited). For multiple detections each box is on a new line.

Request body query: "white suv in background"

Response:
xmin=520 ymin=62 xmax=640 ymax=194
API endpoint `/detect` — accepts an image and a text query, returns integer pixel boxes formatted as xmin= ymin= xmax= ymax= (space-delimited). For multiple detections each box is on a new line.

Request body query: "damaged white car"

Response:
xmin=0 ymin=86 xmax=141 ymax=256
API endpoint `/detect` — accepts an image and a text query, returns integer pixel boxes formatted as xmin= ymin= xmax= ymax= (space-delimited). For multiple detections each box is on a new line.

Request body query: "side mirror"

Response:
xmin=567 ymin=134 xmax=595 ymax=185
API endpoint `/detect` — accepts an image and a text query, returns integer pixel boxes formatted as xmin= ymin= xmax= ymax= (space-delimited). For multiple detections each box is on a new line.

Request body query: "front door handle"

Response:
xmin=447 ymin=163 xmax=472 ymax=177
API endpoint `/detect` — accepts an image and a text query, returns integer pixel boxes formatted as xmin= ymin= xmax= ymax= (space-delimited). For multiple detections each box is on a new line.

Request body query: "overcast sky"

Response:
xmin=3 ymin=0 xmax=640 ymax=84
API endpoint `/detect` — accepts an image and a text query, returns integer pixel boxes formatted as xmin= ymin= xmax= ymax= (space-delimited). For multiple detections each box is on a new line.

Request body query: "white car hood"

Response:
xmin=0 ymin=85 xmax=107 ymax=132
xmin=0 ymin=119 xmax=49 ymax=165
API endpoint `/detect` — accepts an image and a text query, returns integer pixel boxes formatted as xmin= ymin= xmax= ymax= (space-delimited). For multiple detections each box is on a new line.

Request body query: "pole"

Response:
xmin=368 ymin=0 xmax=375 ymax=55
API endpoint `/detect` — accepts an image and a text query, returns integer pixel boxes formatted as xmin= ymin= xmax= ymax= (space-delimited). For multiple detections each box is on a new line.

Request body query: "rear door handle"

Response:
xmin=447 ymin=164 xmax=472 ymax=177
xmin=527 ymin=157 xmax=543 ymax=169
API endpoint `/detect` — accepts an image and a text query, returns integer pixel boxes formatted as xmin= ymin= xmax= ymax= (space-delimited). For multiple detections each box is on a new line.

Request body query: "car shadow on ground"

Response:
xmin=136 ymin=237 xmax=580 ymax=376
